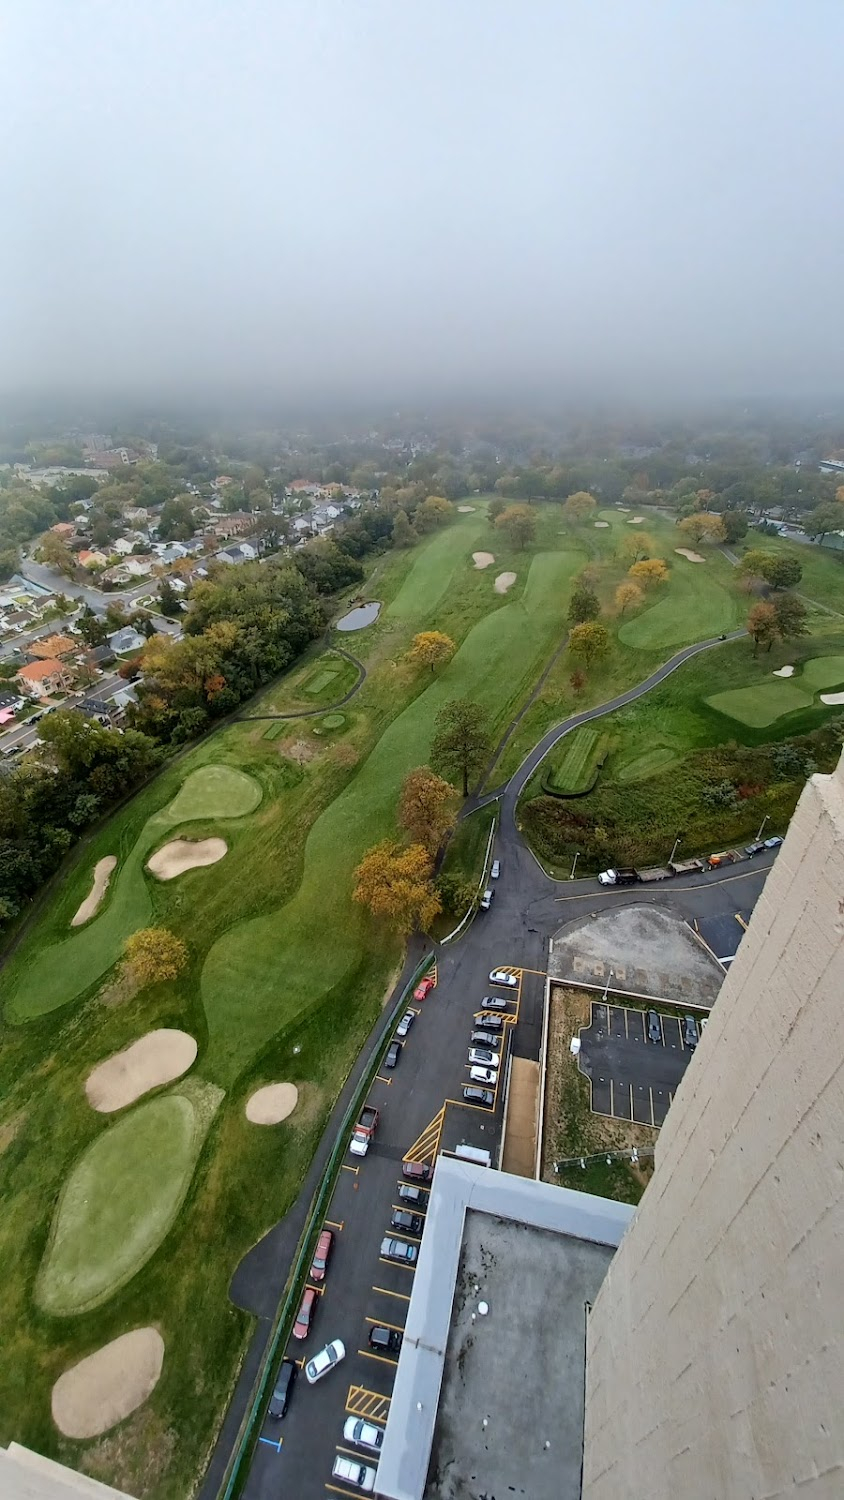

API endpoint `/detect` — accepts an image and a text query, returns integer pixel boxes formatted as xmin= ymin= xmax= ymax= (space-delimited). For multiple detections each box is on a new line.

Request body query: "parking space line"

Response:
xmin=379 ymin=1258 xmax=416 ymax=1271
xmin=609 ymin=1078 xmax=614 ymax=1115
xmin=372 ymin=1285 xmax=410 ymax=1300
xmin=403 ymin=1105 xmax=446 ymax=1163
xmin=375 ymin=1076 xmax=393 ymax=1085
xmin=629 ymin=1084 xmax=633 ymax=1118
xmin=358 ymin=1348 xmax=399 ymax=1366
xmin=391 ymin=1203 xmax=426 ymax=1216
xmin=325 ymin=1219 xmax=344 ymax=1231
xmin=649 ymin=1087 xmax=655 ymax=1127
xmin=345 ymin=1385 xmax=391 ymax=1419
xmin=365 ymin=1315 xmax=405 ymax=1331
xmin=624 ymin=1008 xmax=629 ymax=1038
xmin=336 ymin=1444 xmax=369 ymax=1460
xmin=258 ymin=1436 xmax=283 ymax=1452
xmin=341 ymin=1164 xmax=359 ymax=1175
xmin=446 ymin=1096 xmax=494 ymax=1114
xmin=326 ymin=1484 xmax=365 ymax=1498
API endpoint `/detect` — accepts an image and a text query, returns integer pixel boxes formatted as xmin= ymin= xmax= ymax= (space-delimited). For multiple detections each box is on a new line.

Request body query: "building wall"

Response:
xmin=582 ymin=755 xmax=844 ymax=1499
xmin=0 ymin=1444 xmax=135 ymax=1499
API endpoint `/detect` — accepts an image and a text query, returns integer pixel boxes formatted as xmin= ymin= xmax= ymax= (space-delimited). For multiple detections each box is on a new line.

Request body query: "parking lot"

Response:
xmin=577 ymin=1001 xmax=698 ymax=1128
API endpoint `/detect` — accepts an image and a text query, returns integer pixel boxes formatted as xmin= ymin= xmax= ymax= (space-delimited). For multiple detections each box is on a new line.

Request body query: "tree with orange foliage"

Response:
xmin=353 ymin=841 xmax=442 ymax=935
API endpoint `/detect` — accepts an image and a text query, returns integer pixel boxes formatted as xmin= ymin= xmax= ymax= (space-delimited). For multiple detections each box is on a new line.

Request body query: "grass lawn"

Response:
xmin=36 ymin=1080 xmax=223 ymax=1317
xmin=739 ymin=534 xmax=844 ymax=616
xmin=617 ymin=558 xmax=743 ymax=649
xmin=616 ymin=746 xmax=679 ymax=782
xmin=706 ymin=681 xmax=815 ymax=728
xmin=801 ymin=654 xmax=844 ymax=689
xmin=432 ymin=803 xmax=498 ymax=938
xmin=259 ymin=649 xmax=361 ymax=714
xmin=543 ymin=726 xmax=608 ymax=794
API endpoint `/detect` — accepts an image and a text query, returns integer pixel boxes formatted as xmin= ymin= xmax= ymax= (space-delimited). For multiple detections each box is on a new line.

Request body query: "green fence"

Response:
xmin=219 ymin=947 xmax=435 ymax=1500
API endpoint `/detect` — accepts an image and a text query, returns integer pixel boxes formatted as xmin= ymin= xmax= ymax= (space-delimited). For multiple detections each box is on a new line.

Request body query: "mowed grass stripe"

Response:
xmin=545 ymin=726 xmax=607 ymax=794
xmin=705 ymin=681 xmax=815 ymax=728
xmin=200 ymin=548 xmax=583 ymax=1083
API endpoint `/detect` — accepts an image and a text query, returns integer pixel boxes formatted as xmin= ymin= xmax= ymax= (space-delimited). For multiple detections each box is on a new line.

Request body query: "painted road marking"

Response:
xmin=346 ymin=1385 xmax=391 ymax=1420
xmin=649 ymin=1086 xmax=655 ymax=1127
xmin=365 ymin=1315 xmax=405 ymax=1331
xmin=609 ymin=1078 xmax=614 ymax=1115
xmin=392 ymin=1202 xmax=426 ymax=1216
xmin=403 ymin=1104 xmax=446 ymax=1164
xmin=376 ymin=1076 xmax=393 ymax=1086
xmin=379 ymin=1257 xmax=416 ymax=1270
xmin=259 ymin=1436 xmax=283 ymax=1452
xmin=372 ymin=1286 xmax=411 ymax=1300
xmin=341 ymin=1164 xmax=359 ymax=1175
xmin=325 ymin=1220 xmax=344 ymax=1231
xmin=554 ymin=867 xmax=769 ymax=902
xmin=326 ymin=1484 xmax=366 ymax=1498
xmin=447 ymin=1096 xmax=495 ymax=1114
xmin=358 ymin=1348 xmax=399 ymax=1366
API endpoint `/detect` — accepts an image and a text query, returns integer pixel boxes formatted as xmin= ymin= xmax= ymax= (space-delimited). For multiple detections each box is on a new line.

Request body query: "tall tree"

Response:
xmin=807 ymin=504 xmax=842 ymax=542
xmin=398 ymin=767 xmax=456 ymax=852
xmin=353 ymin=840 xmax=441 ymax=934
xmin=772 ymin=593 xmax=809 ymax=641
xmin=392 ymin=508 xmax=415 ymax=547
xmin=620 ymin=530 xmax=655 ymax=564
xmin=677 ymin=512 xmax=727 ymax=545
xmin=568 ymin=621 xmax=610 ymax=667
xmin=414 ymin=495 xmax=454 ymax=532
xmin=430 ymin=697 xmax=491 ymax=796
xmin=406 ymin=630 xmax=456 ymax=673
xmin=38 ymin=531 xmax=76 ymax=577
xmin=562 ymin=491 xmax=598 ymax=524
xmin=567 ymin=584 xmax=600 ymax=625
xmin=615 ymin=581 xmax=644 ymax=614
xmin=747 ymin=601 xmax=778 ymax=654
xmin=628 ymin=558 xmax=669 ymax=589
xmin=494 ymin=503 xmax=537 ymax=549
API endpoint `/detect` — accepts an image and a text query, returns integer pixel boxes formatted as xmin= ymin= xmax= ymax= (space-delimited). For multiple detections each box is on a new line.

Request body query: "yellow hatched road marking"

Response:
xmin=403 ymin=1104 xmax=446 ymax=1164
xmin=345 ymin=1385 xmax=391 ymax=1420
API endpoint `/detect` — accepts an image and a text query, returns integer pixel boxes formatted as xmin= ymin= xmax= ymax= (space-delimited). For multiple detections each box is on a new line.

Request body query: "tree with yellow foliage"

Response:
xmin=563 ymin=491 xmax=598 ymax=524
xmin=398 ymin=767 xmax=456 ymax=852
xmin=628 ymin=558 xmax=670 ymax=589
xmin=406 ymin=630 xmax=456 ymax=673
xmin=353 ymin=841 xmax=441 ymax=934
xmin=677 ymin=512 xmax=727 ymax=546
xmin=124 ymin=927 xmax=188 ymax=986
xmin=615 ymin=581 xmax=644 ymax=614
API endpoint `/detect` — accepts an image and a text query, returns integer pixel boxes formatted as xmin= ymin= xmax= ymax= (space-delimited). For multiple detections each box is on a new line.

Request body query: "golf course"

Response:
xmin=1 ymin=499 xmax=841 ymax=1498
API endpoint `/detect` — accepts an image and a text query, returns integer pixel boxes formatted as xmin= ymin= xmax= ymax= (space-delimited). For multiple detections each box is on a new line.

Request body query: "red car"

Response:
xmin=414 ymin=976 xmax=435 ymax=1002
xmin=293 ymin=1287 xmax=317 ymax=1340
xmin=402 ymin=1160 xmax=432 ymax=1182
xmin=310 ymin=1228 xmax=334 ymax=1283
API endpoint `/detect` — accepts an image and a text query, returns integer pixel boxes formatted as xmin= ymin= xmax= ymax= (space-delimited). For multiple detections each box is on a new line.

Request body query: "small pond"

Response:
xmin=335 ymin=601 xmax=381 ymax=631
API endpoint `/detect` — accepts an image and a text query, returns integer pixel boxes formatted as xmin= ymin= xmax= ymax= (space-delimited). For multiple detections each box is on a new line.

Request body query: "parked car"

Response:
xmin=463 ymin=1085 xmax=494 ymax=1106
xmin=343 ymin=1417 xmax=385 ymax=1453
xmin=683 ymin=1015 xmax=699 ymax=1049
xmin=305 ymin=1338 xmax=345 ymax=1384
xmin=368 ymin=1324 xmax=403 ymax=1353
xmin=390 ymin=1208 xmax=423 ymax=1235
xmin=489 ymin=969 xmax=518 ymax=987
xmin=293 ymin=1287 xmax=317 ymax=1340
xmin=331 ymin=1456 xmax=377 ymax=1492
xmin=384 ymin=1040 xmax=401 ymax=1069
xmin=414 ymin=975 xmax=435 ymax=1001
xmin=402 ymin=1160 xmax=432 ymax=1182
xmin=469 ymin=1065 xmax=498 ymax=1085
xmin=480 ymin=888 xmax=493 ymax=910
xmin=647 ymin=1010 xmax=662 ymax=1043
xmin=398 ymin=1183 xmax=426 ymax=1206
xmin=471 ymin=1029 xmax=500 ymax=1048
xmin=468 ymin=1047 xmax=500 ymax=1067
xmin=396 ymin=1010 xmax=415 ymax=1038
xmin=744 ymin=841 xmax=765 ymax=857
xmin=473 ymin=1012 xmax=504 ymax=1031
xmin=268 ymin=1358 xmax=297 ymax=1417
xmin=310 ymin=1228 xmax=334 ymax=1282
xmin=764 ymin=835 xmax=783 ymax=849
xmin=381 ymin=1236 xmax=418 ymax=1264
xmin=480 ymin=995 xmax=509 ymax=1010
xmin=490 ymin=859 xmax=501 ymax=878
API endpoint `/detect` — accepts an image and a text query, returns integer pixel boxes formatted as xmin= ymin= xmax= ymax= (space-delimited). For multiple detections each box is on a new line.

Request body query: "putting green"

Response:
xmin=262 ymin=720 xmax=287 ymax=740
xmin=618 ymin=566 xmax=740 ymax=650
xmin=616 ymin=746 xmax=680 ymax=782
xmin=801 ymin=655 xmax=844 ymax=690
xmin=706 ymin=681 xmax=814 ymax=728
xmin=5 ymin=766 xmax=262 ymax=1022
xmin=200 ymin=547 xmax=583 ymax=1084
xmin=304 ymin=667 xmax=339 ymax=695
xmin=36 ymin=1079 xmax=223 ymax=1316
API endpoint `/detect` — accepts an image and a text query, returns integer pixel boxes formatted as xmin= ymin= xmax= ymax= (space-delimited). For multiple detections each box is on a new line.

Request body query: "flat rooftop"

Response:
xmin=376 ymin=1158 xmax=633 ymax=1500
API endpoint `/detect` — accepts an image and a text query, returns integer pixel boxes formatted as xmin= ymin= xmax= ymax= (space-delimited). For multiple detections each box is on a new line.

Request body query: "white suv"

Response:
xmin=332 ymin=1456 xmax=377 ymax=1491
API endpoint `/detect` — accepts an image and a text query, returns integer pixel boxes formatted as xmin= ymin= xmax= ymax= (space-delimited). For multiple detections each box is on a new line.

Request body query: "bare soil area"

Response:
xmin=71 ymin=857 xmax=117 ymax=926
xmin=51 ymin=1328 xmax=165 ymax=1439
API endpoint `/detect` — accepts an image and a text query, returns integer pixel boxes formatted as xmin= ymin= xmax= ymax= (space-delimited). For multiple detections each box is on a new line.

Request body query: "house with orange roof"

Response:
xmin=15 ymin=658 xmax=74 ymax=700
xmin=77 ymin=549 xmax=108 ymax=569
xmin=27 ymin=634 xmax=77 ymax=660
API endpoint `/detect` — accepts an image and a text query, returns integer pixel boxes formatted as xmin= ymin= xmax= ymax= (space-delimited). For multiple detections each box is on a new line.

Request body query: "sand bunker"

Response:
xmin=458 ymin=505 xmax=475 ymax=512
xmin=494 ymin=571 xmax=517 ymax=594
xmin=147 ymin=838 xmax=227 ymax=881
xmin=627 ymin=516 xmax=646 ymax=524
xmin=820 ymin=691 xmax=844 ymax=704
xmin=675 ymin=547 xmax=706 ymax=563
xmin=86 ymin=1030 xmax=198 ymax=1112
xmin=71 ymin=857 xmax=117 ymax=927
xmin=52 ymin=1328 xmax=165 ymax=1439
xmin=472 ymin=551 xmax=495 ymax=569
xmin=594 ymin=521 xmax=610 ymax=528
xmin=617 ymin=506 xmax=630 ymax=511
xmin=772 ymin=665 xmax=795 ymax=678
xmin=246 ymin=1082 xmax=299 ymax=1124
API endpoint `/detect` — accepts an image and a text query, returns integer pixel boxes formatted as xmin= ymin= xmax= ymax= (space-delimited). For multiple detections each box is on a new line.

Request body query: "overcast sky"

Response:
xmin=3 ymin=1 xmax=843 ymax=404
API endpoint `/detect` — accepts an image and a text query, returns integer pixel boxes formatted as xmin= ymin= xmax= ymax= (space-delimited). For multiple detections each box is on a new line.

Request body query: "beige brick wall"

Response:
xmin=582 ymin=756 xmax=844 ymax=1499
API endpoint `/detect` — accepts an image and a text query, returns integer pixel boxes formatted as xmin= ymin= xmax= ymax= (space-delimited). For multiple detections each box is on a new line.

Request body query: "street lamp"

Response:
xmin=570 ymin=850 xmax=580 ymax=880
xmin=669 ymin=834 xmax=682 ymax=865
xmin=756 ymin=813 xmax=770 ymax=841
xmin=602 ymin=968 xmax=614 ymax=1002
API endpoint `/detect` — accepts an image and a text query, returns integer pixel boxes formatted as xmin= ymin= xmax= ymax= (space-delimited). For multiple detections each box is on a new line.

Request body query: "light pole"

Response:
xmin=570 ymin=850 xmax=580 ymax=880
xmin=669 ymin=834 xmax=682 ymax=866
xmin=602 ymin=968 xmax=613 ymax=1002
xmin=756 ymin=813 xmax=770 ymax=841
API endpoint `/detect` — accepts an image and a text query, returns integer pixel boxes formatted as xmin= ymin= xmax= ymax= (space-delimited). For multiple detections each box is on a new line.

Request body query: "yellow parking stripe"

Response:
xmin=345 ymin=1385 xmax=391 ymax=1420
xmin=358 ymin=1348 xmax=399 ymax=1366
xmin=372 ymin=1285 xmax=411 ymax=1300
xmin=403 ymin=1104 xmax=446 ymax=1164
xmin=365 ymin=1315 xmax=404 ymax=1331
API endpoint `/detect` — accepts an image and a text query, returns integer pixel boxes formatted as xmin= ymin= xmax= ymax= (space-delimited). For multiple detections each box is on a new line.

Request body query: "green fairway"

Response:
xmin=801 ymin=655 xmax=844 ymax=689
xmin=36 ymin=1080 xmax=222 ymax=1316
xmin=543 ymin=726 xmax=609 ymax=794
xmin=616 ymin=746 xmax=679 ymax=782
xmin=618 ymin=562 xmax=742 ymax=649
xmin=5 ymin=766 xmax=262 ymax=1022
xmin=200 ymin=547 xmax=582 ymax=1083
xmin=706 ymin=681 xmax=815 ymax=728
xmin=384 ymin=512 xmax=486 ymax=619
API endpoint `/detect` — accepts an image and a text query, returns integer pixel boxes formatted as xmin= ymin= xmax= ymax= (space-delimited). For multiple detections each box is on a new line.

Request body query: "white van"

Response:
xmin=453 ymin=1144 xmax=492 ymax=1167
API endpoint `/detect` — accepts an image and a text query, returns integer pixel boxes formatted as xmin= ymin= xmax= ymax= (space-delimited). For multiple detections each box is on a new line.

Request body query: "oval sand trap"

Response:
xmin=52 ymin=1327 xmax=165 ymax=1439
xmin=820 ymin=690 xmax=844 ymax=704
xmin=494 ymin=571 xmax=517 ymax=594
xmin=472 ymin=551 xmax=495 ymax=569
xmin=627 ymin=516 xmax=646 ymax=523
xmin=86 ymin=1030 xmax=198 ymax=1113
xmin=594 ymin=521 xmax=610 ymax=527
xmin=246 ymin=1082 xmax=299 ymax=1124
xmin=458 ymin=505 xmax=475 ymax=512
xmin=147 ymin=837 xmax=227 ymax=881
xmin=772 ymin=665 xmax=795 ymax=678
xmin=71 ymin=857 xmax=117 ymax=927
xmin=675 ymin=547 xmax=706 ymax=563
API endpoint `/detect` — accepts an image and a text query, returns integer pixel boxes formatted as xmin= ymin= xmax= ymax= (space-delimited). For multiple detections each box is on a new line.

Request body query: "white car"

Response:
xmin=343 ymin=1417 xmax=385 ymax=1453
xmin=491 ymin=859 xmax=501 ymax=878
xmin=304 ymin=1338 xmax=345 ymax=1384
xmin=488 ymin=969 xmax=518 ymax=987
xmin=469 ymin=1065 xmax=498 ymax=1085
xmin=468 ymin=1047 xmax=500 ymax=1068
xmin=332 ymin=1456 xmax=377 ymax=1492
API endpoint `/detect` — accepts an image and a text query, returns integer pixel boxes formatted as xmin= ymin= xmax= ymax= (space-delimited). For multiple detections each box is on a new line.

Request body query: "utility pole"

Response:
xmin=602 ymin=968 xmax=614 ymax=1002
xmin=669 ymin=834 xmax=682 ymax=865
xmin=570 ymin=850 xmax=580 ymax=880
xmin=756 ymin=813 xmax=770 ymax=841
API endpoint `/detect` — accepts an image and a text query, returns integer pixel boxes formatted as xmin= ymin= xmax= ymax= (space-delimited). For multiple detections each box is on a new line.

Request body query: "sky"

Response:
xmin=3 ymin=0 xmax=844 ymax=405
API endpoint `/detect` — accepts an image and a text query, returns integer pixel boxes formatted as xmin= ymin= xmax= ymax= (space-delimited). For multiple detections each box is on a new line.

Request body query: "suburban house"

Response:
xmin=85 ymin=644 xmax=116 ymax=668
xmin=77 ymin=549 xmax=108 ymax=569
xmin=26 ymin=634 xmax=77 ymax=661
xmin=49 ymin=522 xmax=76 ymax=539
xmin=111 ymin=537 xmax=139 ymax=556
xmin=216 ymin=542 xmax=258 ymax=565
xmin=205 ymin=513 xmax=254 ymax=540
xmin=15 ymin=658 xmax=74 ymax=699
xmin=107 ymin=626 xmax=147 ymax=655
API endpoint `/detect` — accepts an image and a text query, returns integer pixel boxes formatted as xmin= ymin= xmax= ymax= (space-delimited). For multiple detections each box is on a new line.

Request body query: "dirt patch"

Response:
xmin=458 ymin=505 xmax=476 ymax=512
xmin=674 ymin=547 xmax=706 ymax=563
xmin=0 ymin=1111 xmax=24 ymax=1155
xmin=71 ymin=857 xmax=117 ymax=927
xmin=147 ymin=838 xmax=227 ymax=881
xmin=52 ymin=1328 xmax=165 ymax=1439
xmin=286 ymin=738 xmax=317 ymax=763
xmin=472 ymin=551 xmax=495 ymax=569
xmin=80 ymin=1404 xmax=177 ymax=1498
xmin=772 ymin=664 xmax=795 ymax=677
xmin=246 ymin=1082 xmax=299 ymax=1124
xmin=97 ymin=969 xmax=141 ymax=1010
xmin=494 ymin=571 xmax=517 ymax=594
xmin=86 ymin=1030 xmax=198 ymax=1112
